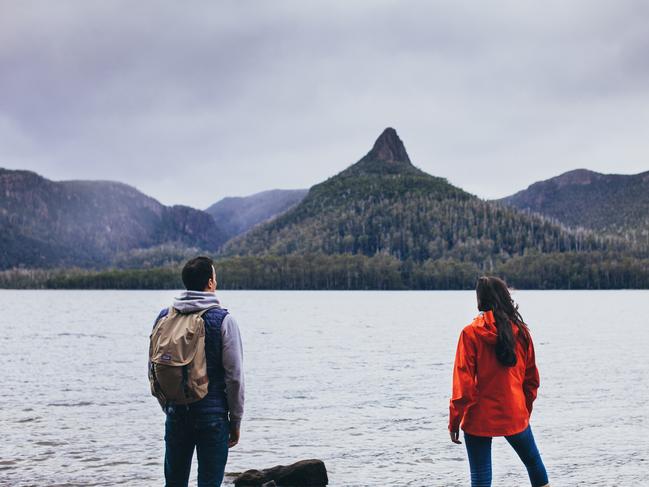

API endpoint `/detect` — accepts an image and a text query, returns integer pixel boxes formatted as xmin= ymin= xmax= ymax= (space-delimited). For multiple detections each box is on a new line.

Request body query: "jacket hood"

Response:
xmin=472 ymin=310 xmax=520 ymax=344
xmin=472 ymin=310 xmax=499 ymax=344
xmin=173 ymin=290 xmax=222 ymax=314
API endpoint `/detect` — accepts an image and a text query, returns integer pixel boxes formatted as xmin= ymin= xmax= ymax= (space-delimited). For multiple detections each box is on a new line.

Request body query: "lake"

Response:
xmin=0 ymin=290 xmax=647 ymax=486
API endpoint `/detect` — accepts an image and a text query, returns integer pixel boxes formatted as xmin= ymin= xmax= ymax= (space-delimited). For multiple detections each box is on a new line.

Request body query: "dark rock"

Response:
xmin=235 ymin=470 xmax=265 ymax=486
xmin=367 ymin=127 xmax=411 ymax=165
xmin=234 ymin=459 xmax=328 ymax=487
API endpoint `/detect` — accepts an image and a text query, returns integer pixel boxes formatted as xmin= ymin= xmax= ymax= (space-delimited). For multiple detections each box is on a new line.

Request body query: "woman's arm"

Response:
xmin=523 ymin=336 xmax=540 ymax=415
xmin=449 ymin=327 xmax=478 ymax=437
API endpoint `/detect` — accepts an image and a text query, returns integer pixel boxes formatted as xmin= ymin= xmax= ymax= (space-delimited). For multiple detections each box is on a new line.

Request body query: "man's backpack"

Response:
xmin=149 ymin=307 xmax=212 ymax=407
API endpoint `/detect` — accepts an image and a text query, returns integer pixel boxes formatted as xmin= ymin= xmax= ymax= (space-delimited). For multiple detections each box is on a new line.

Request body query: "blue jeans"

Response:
xmin=164 ymin=410 xmax=229 ymax=487
xmin=464 ymin=426 xmax=548 ymax=487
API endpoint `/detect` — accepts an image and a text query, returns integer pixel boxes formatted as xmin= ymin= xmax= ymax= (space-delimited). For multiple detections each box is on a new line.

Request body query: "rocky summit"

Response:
xmin=342 ymin=127 xmax=424 ymax=177
xmin=366 ymin=127 xmax=411 ymax=165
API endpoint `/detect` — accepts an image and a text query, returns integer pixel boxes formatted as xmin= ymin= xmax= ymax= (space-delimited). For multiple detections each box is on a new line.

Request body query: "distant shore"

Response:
xmin=1 ymin=252 xmax=648 ymax=290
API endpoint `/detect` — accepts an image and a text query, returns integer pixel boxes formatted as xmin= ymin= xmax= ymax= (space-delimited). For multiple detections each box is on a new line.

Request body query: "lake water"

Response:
xmin=0 ymin=290 xmax=647 ymax=486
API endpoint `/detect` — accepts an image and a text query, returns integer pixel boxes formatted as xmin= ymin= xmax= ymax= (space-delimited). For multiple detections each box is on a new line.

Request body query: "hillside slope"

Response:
xmin=206 ymin=189 xmax=307 ymax=240
xmin=500 ymin=168 xmax=649 ymax=245
xmin=0 ymin=168 xmax=227 ymax=269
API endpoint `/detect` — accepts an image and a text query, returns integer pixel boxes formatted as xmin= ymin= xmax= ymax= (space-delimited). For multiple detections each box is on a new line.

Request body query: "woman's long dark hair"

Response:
xmin=476 ymin=276 xmax=530 ymax=367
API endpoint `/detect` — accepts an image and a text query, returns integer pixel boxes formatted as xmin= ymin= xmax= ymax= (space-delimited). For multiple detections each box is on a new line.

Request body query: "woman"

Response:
xmin=449 ymin=276 xmax=549 ymax=487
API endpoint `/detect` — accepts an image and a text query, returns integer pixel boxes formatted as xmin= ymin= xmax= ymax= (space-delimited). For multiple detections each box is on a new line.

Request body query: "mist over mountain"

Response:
xmin=206 ymin=189 xmax=308 ymax=240
xmin=500 ymin=169 xmax=649 ymax=244
xmin=0 ymin=168 xmax=226 ymax=269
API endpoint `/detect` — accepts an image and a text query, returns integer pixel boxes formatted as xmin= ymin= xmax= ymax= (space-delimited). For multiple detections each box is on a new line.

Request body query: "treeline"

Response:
xmin=216 ymin=252 xmax=649 ymax=289
xmin=0 ymin=267 xmax=183 ymax=290
xmin=2 ymin=252 xmax=648 ymax=290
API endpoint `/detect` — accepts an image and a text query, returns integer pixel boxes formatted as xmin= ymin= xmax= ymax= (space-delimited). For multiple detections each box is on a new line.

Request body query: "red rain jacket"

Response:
xmin=448 ymin=310 xmax=540 ymax=437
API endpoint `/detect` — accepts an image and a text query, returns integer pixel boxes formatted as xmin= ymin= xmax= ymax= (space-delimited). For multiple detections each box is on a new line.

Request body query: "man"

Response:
xmin=153 ymin=256 xmax=244 ymax=486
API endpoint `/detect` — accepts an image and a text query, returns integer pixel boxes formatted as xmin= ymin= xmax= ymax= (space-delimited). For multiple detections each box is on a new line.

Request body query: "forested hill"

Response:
xmin=500 ymin=169 xmax=649 ymax=245
xmin=3 ymin=132 xmax=648 ymax=289
xmin=223 ymin=128 xmax=616 ymax=268
xmin=206 ymin=188 xmax=308 ymax=240
xmin=0 ymin=168 xmax=227 ymax=269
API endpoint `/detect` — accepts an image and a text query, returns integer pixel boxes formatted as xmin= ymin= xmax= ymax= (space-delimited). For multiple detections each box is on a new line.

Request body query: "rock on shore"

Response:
xmin=234 ymin=459 xmax=328 ymax=487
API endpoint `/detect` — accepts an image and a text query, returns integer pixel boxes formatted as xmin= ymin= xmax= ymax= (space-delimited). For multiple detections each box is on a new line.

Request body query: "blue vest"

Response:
xmin=154 ymin=307 xmax=229 ymax=415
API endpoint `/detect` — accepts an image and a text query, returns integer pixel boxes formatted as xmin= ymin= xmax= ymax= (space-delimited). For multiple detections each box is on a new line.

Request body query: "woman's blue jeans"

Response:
xmin=164 ymin=410 xmax=230 ymax=487
xmin=464 ymin=426 xmax=548 ymax=487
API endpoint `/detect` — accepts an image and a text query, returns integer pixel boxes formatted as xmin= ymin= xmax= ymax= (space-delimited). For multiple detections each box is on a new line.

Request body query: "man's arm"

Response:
xmin=221 ymin=314 xmax=245 ymax=446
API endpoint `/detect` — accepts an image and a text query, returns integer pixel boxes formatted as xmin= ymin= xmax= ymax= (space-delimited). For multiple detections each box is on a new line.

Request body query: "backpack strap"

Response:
xmin=198 ymin=306 xmax=221 ymax=317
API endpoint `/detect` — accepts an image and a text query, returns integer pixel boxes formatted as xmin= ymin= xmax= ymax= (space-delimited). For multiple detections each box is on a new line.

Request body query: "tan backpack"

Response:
xmin=149 ymin=306 xmax=212 ymax=407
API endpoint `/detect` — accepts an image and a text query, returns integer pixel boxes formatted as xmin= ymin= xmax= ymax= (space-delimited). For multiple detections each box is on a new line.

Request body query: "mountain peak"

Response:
xmin=551 ymin=169 xmax=602 ymax=188
xmin=341 ymin=127 xmax=423 ymax=178
xmin=366 ymin=127 xmax=411 ymax=165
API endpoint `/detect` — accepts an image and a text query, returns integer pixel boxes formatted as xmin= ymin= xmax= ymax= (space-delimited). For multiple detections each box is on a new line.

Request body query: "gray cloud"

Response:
xmin=1 ymin=0 xmax=648 ymax=208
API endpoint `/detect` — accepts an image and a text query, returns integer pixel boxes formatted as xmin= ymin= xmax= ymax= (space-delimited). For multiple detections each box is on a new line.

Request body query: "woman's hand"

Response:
xmin=449 ymin=430 xmax=462 ymax=444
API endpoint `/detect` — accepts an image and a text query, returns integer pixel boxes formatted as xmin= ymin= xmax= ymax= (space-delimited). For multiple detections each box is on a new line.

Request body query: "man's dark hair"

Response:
xmin=182 ymin=256 xmax=215 ymax=291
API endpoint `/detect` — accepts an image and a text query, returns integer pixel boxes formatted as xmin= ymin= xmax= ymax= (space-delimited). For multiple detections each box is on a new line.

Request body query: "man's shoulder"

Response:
xmin=203 ymin=306 xmax=230 ymax=324
xmin=152 ymin=307 xmax=171 ymax=330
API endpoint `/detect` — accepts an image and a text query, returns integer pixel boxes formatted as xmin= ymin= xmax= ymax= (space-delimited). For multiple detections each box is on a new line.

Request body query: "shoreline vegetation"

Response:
xmin=1 ymin=252 xmax=648 ymax=290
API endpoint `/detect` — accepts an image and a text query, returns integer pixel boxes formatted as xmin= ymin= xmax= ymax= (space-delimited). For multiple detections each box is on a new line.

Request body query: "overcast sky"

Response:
xmin=1 ymin=1 xmax=648 ymax=208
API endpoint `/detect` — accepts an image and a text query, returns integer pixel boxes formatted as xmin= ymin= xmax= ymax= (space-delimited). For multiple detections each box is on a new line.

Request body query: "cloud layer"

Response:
xmin=1 ymin=0 xmax=648 ymax=207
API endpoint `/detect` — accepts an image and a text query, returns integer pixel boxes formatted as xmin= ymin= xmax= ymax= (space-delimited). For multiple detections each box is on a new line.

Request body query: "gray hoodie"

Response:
xmin=173 ymin=291 xmax=245 ymax=428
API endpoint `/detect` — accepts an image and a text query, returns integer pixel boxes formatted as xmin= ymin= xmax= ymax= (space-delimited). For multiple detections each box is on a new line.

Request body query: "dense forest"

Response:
xmin=226 ymin=188 xmax=625 ymax=262
xmin=2 ymin=252 xmax=648 ymax=290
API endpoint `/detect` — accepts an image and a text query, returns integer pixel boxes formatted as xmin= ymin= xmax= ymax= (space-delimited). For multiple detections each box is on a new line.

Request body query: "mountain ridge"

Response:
xmin=3 ymin=134 xmax=647 ymax=283
xmin=0 ymin=167 xmax=227 ymax=269
xmin=206 ymin=188 xmax=308 ymax=240
xmin=500 ymin=168 xmax=649 ymax=241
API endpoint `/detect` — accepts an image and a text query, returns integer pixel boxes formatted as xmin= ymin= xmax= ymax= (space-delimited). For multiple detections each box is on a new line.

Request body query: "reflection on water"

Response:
xmin=1 ymin=290 xmax=648 ymax=486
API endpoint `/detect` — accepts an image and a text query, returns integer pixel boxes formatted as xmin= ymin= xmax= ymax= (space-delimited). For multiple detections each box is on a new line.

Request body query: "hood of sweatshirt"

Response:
xmin=173 ymin=290 xmax=223 ymax=314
